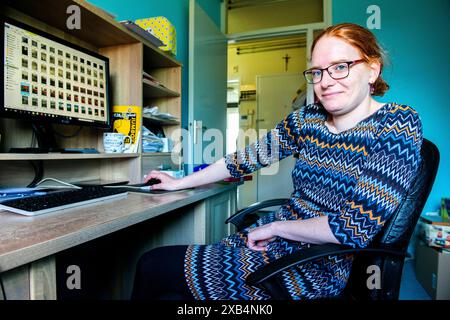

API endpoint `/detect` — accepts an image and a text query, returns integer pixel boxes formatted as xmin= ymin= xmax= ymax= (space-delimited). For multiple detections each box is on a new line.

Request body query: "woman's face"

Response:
xmin=311 ymin=36 xmax=379 ymax=116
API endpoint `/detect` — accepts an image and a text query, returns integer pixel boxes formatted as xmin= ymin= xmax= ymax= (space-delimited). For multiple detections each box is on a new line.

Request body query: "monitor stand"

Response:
xmin=9 ymin=123 xmax=65 ymax=153
xmin=9 ymin=123 xmax=99 ymax=154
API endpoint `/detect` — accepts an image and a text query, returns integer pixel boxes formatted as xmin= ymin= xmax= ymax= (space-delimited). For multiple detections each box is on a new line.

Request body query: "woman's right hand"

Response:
xmin=142 ymin=158 xmax=231 ymax=192
xmin=144 ymin=170 xmax=182 ymax=191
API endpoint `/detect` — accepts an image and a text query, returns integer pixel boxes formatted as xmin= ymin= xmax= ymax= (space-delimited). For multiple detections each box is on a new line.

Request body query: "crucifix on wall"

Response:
xmin=282 ymin=54 xmax=291 ymax=71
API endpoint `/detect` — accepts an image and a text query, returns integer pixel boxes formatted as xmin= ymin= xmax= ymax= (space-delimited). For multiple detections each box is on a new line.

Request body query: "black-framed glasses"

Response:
xmin=303 ymin=59 xmax=365 ymax=84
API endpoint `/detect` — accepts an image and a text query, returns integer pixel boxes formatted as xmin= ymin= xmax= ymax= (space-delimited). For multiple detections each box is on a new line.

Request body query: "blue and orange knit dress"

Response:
xmin=184 ymin=102 xmax=423 ymax=300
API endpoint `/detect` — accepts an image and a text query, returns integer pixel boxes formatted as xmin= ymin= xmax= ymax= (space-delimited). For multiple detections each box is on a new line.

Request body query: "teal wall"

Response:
xmin=333 ymin=0 xmax=450 ymax=214
xmin=88 ymin=0 xmax=222 ymax=129
xmin=90 ymin=0 xmax=448 ymax=214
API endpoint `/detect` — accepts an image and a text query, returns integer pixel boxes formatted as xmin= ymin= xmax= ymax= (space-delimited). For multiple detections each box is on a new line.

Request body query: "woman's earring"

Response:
xmin=369 ymin=83 xmax=375 ymax=95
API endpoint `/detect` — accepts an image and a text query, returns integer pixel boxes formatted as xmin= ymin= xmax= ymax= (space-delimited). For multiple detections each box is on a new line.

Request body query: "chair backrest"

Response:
xmin=344 ymin=138 xmax=440 ymax=300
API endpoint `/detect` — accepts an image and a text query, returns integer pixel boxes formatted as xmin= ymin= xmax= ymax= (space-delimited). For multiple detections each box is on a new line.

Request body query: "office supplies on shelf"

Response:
xmin=0 ymin=186 xmax=128 ymax=216
xmin=160 ymin=137 xmax=172 ymax=152
xmin=142 ymin=126 xmax=164 ymax=152
xmin=143 ymin=114 xmax=180 ymax=127
xmin=143 ymin=106 xmax=179 ymax=121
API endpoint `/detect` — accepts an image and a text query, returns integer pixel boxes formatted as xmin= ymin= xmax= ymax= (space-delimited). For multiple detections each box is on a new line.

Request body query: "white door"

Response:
xmin=187 ymin=0 xmax=227 ymax=173
xmin=256 ymin=73 xmax=304 ymax=202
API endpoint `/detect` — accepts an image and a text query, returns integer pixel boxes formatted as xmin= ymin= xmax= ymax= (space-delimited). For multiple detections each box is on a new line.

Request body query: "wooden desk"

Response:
xmin=0 ymin=183 xmax=238 ymax=300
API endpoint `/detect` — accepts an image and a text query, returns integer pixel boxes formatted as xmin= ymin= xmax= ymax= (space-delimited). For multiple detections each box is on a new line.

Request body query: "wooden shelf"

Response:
xmin=0 ymin=0 xmax=183 ymax=187
xmin=143 ymin=79 xmax=181 ymax=98
xmin=1 ymin=0 xmax=180 ymax=67
xmin=143 ymin=44 xmax=180 ymax=68
xmin=0 ymin=153 xmax=139 ymax=161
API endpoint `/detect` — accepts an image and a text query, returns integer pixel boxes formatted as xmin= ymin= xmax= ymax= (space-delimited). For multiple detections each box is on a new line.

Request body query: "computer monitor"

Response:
xmin=0 ymin=16 xmax=111 ymax=152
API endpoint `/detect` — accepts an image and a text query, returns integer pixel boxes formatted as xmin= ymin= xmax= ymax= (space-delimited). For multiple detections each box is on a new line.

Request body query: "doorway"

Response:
xmin=227 ymin=34 xmax=307 ymax=207
xmin=256 ymin=73 xmax=304 ymax=202
xmin=224 ymin=0 xmax=331 ymax=209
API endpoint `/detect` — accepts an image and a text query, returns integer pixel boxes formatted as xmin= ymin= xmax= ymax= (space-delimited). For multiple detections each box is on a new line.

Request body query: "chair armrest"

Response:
xmin=225 ymin=198 xmax=289 ymax=230
xmin=246 ymin=243 xmax=406 ymax=286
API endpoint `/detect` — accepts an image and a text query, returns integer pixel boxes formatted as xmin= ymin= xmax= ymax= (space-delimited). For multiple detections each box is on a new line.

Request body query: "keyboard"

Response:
xmin=0 ymin=186 xmax=128 ymax=216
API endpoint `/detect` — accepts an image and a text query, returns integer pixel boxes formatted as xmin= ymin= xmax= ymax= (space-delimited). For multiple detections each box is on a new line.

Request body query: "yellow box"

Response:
xmin=135 ymin=17 xmax=176 ymax=55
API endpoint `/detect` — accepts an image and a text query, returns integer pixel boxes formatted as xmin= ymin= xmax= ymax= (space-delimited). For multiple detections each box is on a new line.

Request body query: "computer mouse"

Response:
xmin=144 ymin=178 xmax=161 ymax=186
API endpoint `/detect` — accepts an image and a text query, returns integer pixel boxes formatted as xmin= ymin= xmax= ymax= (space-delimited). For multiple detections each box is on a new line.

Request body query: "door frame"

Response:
xmin=222 ymin=0 xmax=332 ymax=208
xmin=223 ymin=0 xmax=332 ymax=105
xmin=188 ymin=0 xmax=228 ymax=174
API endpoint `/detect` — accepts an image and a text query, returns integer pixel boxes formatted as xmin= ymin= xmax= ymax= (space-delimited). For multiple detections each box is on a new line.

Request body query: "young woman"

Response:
xmin=132 ymin=23 xmax=423 ymax=300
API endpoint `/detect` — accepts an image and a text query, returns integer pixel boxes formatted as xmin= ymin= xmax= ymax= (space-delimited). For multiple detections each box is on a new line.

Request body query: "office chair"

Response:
xmin=225 ymin=138 xmax=439 ymax=300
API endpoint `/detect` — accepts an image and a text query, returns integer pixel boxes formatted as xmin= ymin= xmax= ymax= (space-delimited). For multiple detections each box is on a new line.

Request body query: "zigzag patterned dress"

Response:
xmin=184 ymin=102 xmax=423 ymax=300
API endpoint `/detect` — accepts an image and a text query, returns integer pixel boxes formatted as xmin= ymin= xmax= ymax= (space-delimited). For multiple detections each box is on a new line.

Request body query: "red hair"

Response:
xmin=311 ymin=23 xmax=389 ymax=96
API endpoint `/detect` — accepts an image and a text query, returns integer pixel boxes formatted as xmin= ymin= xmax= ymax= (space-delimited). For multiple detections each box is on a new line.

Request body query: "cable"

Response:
xmin=34 ymin=177 xmax=82 ymax=190
xmin=27 ymin=160 xmax=82 ymax=190
xmin=27 ymin=160 xmax=44 ymax=188
xmin=31 ymin=128 xmax=37 ymax=148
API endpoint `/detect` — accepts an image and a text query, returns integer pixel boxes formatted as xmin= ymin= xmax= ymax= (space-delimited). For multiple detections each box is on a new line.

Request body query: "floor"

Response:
xmin=399 ymin=258 xmax=431 ymax=300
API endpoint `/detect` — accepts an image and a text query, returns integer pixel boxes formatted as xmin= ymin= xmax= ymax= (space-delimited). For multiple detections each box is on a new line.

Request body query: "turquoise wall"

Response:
xmin=88 ymin=0 xmax=222 ymax=130
xmin=90 ymin=0 xmax=448 ymax=214
xmin=333 ymin=0 xmax=450 ymax=214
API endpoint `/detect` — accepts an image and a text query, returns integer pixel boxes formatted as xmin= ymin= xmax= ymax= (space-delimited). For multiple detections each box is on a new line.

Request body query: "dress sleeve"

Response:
xmin=328 ymin=106 xmax=423 ymax=248
xmin=224 ymin=108 xmax=303 ymax=178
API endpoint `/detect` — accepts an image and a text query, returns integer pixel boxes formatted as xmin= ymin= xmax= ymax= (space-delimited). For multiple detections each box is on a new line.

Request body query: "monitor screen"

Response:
xmin=1 ymin=17 xmax=111 ymax=128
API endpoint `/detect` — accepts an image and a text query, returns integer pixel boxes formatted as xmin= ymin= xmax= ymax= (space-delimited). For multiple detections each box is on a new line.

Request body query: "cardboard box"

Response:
xmin=415 ymin=242 xmax=450 ymax=300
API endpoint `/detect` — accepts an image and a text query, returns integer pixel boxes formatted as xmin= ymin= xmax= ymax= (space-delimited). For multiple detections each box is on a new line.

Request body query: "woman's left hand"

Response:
xmin=247 ymin=223 xmax=277 ymax=251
